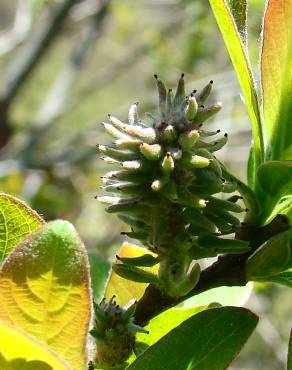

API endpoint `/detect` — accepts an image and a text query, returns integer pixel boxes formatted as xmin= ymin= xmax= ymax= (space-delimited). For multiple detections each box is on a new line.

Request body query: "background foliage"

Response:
xmin=0 ymin=1 xmax=291 ymax=369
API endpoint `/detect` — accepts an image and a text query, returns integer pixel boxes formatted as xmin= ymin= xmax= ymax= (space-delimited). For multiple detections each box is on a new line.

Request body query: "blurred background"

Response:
xmin=0 ymin=1 xmax=290 ymax=369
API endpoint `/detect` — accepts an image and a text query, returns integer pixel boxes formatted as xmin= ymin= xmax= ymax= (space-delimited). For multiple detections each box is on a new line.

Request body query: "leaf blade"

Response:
xmin=267 ymin=271 xmax=292 ymax=288
xmin=127 ymin=307 xmax=258 ymax=370
xmin=227 ymin=0 xmax=247 ymax=42
xmin=261 ymin=0 xmax=292 ymax=160
xmin=0 ymin=320 xmax=70 ymax=370
xmin=255 ymin=160 xmax=292 ymax=222
xmin=209 ymin=0 xmax=264 ymax=169
xmin=89 ymin=253 xmax=111 ymax=303
xmin=0 ymin=193 xmax=44 ymax=263
xmin=0 ymin=220 xmax=92 ymax=370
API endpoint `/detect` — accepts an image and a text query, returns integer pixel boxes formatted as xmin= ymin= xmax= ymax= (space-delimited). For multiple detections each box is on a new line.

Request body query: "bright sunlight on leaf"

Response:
xmin=0 ymin=193 xmax=44 ymax=263
xmin=261 ymin=0 xmax=292 ymax=161
xmin=0 ymin=220 xmax=91 ymax=370
xmin=0 ymin=320 xmax=70 ymax=370
xmin=105 ymin=243 xmax=157 ymax=306
xmin=208 ymin=0 xmax=264 ymax=170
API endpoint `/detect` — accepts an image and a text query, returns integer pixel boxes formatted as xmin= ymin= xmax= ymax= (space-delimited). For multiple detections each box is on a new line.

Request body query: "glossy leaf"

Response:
xmin=0 ymin=220 xmax=91 ymax=370
xmin=89 ymin=253 xmax=111 ymax=302
xmin=209 ymin=0 xmax=264 ymax=170
xmin=288 ymin=327 xmax=292 ymax=370
xmin=0 ymin=320 xmax=70 ymax=369
xmin=183 ymin=283 xmax=253 ymax=308
xmin=255 ymin=160 xmax=292 ymax=222
xmin=246 ymin=231 xmax=290 ymax=280
xmin=261 ymin=0 xmax=292 ymax=160
xmin=267 ymin=271 xmax=292 ymax=288
xmin=0 ymin=193 xmax=44 ymax=263
xmin=136 ymin=306 xmax=208 ymax=351
xmin=127 ymin=307 xmax=258 ymax=370
xmin=105 ymin=243 xmax=157 ymax=306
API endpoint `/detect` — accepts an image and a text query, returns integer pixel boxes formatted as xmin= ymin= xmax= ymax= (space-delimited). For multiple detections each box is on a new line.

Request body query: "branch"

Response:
xmin=134 ymin=214 xmax=290 ymax=326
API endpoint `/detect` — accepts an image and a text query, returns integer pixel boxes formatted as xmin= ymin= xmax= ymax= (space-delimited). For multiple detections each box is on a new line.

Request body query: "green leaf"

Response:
xmin=183 ymin=283 xmax=253 ymax=308
xmin=0 ymin=220 xmax=91 ymax=370
xmin=127 ymin=307 xmax=258 ymax=370
xmin=247 ymin=145 xmax=256 ymax=189
xmin=246 ymin=230 xmax=290 ymax=280
xmin=89 ymin=253 xmax=111 ymax=302
xmin=227 ymin=0 xmax=247 ymax=42
xmin=0 ymin=320 xmax=70 ymax=369
xmin=208 ymin=0 xmax=264 ymax=170
xmin=288 ymin=327 xmax=292 ymax=370
xmin=267 ymin=271 xmax=292 ymax=288
xmin=0 ymin=193 xmax=44 ymax=263
xmin=261 ymin=0 xmax=292 ymax=160
xmin=136 ymin=307 xmax=208 ymax=350
xmin=255 ymin=160 xmax=292 ymax=222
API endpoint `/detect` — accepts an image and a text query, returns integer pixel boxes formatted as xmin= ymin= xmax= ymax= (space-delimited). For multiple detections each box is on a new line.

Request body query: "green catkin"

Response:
xmin=91 ymin=299 xmax=147 ymax=368
xmin=97 ymin=75 xmax=247 ymax=300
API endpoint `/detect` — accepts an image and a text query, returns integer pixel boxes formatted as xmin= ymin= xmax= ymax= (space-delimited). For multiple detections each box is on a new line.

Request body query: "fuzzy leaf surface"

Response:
xmin=261 ymin=0 xmax=292 ymax=160
xmin=209 ymin=0 xmax=264 ymax=170
xmin=0 ymin=320 xmax=70 ymax=369
xmin=0 ymin=193 xmax=44 ymax=263
xmin=127 ymin=307 xmax=258 ymax=370
xmin=0 ymin=220 xmax=91 ymax=370
xmin=227 ymin=0 xmax=247 ymax=42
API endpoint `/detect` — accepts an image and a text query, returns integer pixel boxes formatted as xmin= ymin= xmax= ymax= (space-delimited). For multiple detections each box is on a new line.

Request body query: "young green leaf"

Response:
xmin=246 ymin=230 xmax=290 ymax=280
xmin=0 ymin=220 xmax=91 ymax=370
xmin=247 ymin=145 xmax=256 ymax=189
xmin=227 ymin=0 xmax=247 ymax=42
xmin=266 ymin=271 xmax=292 ymax=288
xmin=255 ymin=160 xmax=292 ymax=223
xmin=0 ymin=321 xmax=70 ymax=370
xmin=89 ymin=253 xmax=111 ymax=303
xmin=208 ymin=0 xmax=264 ymax=170
xmin=0 ymin=193 xmax=44 ymax=263
xmin=127 ymin=307 xmax=258 ymax=370
xmin=261 ymin=0 xmax=292 ymax=161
